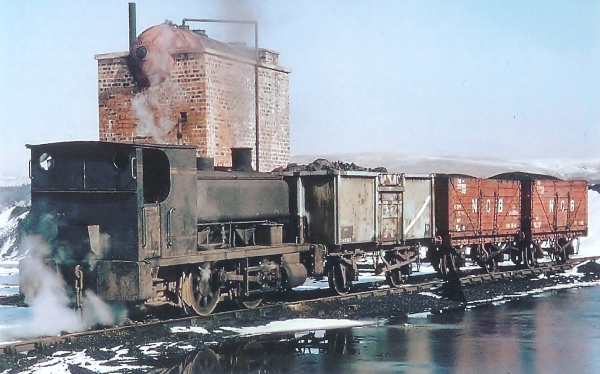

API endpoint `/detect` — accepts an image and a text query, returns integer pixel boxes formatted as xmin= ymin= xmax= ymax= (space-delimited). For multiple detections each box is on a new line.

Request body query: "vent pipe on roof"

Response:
xmin=129 ymin=3 xmax=137 ymax=50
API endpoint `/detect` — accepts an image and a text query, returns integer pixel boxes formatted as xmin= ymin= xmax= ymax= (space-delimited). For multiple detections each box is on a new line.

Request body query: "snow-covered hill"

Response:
xmin=292 ymin=153 xmax=600 ymax=183
xmin=0 ymin=206 xmax=29 ymax=261
xmin=0 ymin=176 xmax=29 ymax=188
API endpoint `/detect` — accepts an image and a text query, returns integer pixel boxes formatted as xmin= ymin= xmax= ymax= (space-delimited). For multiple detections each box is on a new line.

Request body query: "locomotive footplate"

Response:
xmin=153 ymin=243 xmax=313 ymax=267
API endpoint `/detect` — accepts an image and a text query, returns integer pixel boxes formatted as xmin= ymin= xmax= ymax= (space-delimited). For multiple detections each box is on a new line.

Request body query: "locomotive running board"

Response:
xmin=154 ymin=243 xmax=313 ymax=267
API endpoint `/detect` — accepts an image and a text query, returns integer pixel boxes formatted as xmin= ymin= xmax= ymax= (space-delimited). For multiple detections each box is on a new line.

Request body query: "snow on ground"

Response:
xmin=219 ymin=318 xmax=376 ymax=337
xmin=578 ymin=189 xmax=600 ymax=257
xmin=171 ymin=326 xmax=210 ymax=334
xmin=13 ymin=346 xmax=152 ymax=374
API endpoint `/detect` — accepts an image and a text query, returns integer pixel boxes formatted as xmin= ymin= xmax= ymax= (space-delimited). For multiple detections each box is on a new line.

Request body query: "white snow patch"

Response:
xmin=17 ymin=349 xmax=150 ymax=374
xmin=220 ymin=318 xmax=374 ymax=336
xmin=419 ymin=291 xmax=442 ymax=299
xmin=577 ymin=190 xmax=600 ymax=258
xmin=177 ymin=344 xmax=197 ymax=351
xmin=138 ymin=342 xmax=171 ymax=357
xmin=171 ymin=325 xmax=210 ymax=334
xmin=406 ymin=312 xmax=432 ymax=319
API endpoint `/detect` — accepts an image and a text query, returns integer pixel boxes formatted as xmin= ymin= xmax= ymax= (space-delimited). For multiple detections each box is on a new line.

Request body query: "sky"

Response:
xmin=0 ymin=0 xmax=599 ymax=179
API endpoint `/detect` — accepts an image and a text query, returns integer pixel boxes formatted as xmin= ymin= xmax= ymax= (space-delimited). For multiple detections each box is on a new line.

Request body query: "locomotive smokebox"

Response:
xmin=231 ymin=147 xmax=254 ymax=172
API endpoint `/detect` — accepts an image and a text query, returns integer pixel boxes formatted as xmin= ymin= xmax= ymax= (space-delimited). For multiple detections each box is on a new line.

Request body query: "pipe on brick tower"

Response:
xmin=129 ymin=3 xmax=136 ymax=50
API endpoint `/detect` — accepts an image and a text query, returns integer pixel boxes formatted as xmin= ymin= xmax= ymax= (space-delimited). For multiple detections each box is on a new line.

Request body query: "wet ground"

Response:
xmin=1 ymin=261 xmax=600 ymax=373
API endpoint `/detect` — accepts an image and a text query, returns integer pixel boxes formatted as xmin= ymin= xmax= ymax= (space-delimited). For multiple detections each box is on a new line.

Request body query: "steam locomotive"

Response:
xmin=22 ymin=141 xmax=587 ymax=315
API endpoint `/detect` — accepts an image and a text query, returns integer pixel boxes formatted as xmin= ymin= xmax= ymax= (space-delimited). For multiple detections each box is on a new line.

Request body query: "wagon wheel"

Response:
xmin=328 ymin=261 xmax=352 ymax=295
xmin=555 ymin=246 xmax=569 ymax=264
xmin=427 ymin=246 xmax=441 ymax=273
xmin=440 ymin=253 xmax=456 ymax=277
xmin=510 ymin=247 xmax=523 ymax=265
xmin=385 ymin=257 xmax=409 ymax=287
xmin=522 ymin=244 xmax=537 ymax=269
xmin=181 ymin=265 xmax=220 ymax=316
xmin=555 ymin=239 xmax=570 ymax=264
xmin=484 ymin=257 xmax=499 ymax=273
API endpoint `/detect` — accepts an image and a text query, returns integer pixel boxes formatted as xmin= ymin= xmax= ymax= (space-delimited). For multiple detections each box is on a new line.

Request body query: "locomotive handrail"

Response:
xmin=167 ymin=207 xmax=176 ymax=247
xmin=141 ymin=207 xmax=147 ymax=247
xmin=131 ymin=157 xmax=137 ymax=180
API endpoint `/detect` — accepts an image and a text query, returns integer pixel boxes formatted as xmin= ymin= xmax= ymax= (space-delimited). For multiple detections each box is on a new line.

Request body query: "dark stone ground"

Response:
xmin=2 ymin=262 xmax=600 ymax=373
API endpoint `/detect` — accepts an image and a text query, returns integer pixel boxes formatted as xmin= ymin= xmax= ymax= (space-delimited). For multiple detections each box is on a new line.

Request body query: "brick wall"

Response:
xmin=95 ymin=46 xmax=290 ymax=171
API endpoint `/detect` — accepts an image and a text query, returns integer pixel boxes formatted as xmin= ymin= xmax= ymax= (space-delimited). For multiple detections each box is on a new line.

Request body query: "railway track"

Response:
xmin=1 ymin=256 xmax=597 ymax=356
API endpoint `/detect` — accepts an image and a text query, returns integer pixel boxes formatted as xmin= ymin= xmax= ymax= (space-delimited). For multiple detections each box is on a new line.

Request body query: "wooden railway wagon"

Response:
xmin=495 ymin=173 xmax=588 ymax=267
xmin=284 ymin=170 xmax=435 ymax=293
xmin=431 ymin=175 xmax=522 ymax=273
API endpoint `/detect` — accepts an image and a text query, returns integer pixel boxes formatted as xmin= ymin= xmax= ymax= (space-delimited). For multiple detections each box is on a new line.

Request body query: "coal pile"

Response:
xmin=273 ymin=158 xmax=387 ymax=173
xmin=576 ymin=260 xmax=600 ymax=275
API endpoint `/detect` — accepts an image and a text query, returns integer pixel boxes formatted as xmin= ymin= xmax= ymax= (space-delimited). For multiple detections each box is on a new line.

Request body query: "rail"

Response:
xmin=1 ymin=256 xmax=597 ymax=356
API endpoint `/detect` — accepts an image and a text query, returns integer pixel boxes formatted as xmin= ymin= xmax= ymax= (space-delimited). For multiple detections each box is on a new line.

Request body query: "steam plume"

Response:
xmin=0 ymin=236 xmax=122 ymax=342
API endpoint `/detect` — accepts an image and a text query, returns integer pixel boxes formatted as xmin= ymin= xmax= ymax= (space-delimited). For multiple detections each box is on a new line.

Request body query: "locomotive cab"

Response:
xmin=23 ymin=141 xmax=197 ymax=304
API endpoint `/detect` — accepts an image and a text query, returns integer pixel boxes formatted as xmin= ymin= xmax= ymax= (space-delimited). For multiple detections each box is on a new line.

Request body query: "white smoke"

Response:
xmin=0 ymin=236 xmax=122 ymax=342
xmin=132 ymin=78 xmax=179 ymax=144
xmin=215 ymin=0 xmax=259 ymax=43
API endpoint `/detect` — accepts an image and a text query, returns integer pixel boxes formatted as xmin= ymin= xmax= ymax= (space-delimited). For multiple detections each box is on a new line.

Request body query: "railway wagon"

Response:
xmin=23 ymin=141 xmax=315 ymax=315
xmin=284 ymin=170 xmax=435 ymax=293
xmin=494 ymin=173 xmax=588 ymax=267
xmin=430 ymin=175 xmax=522 ymax=273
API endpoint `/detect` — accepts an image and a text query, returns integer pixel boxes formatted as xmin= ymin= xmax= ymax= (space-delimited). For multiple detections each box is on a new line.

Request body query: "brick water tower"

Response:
xmin=94 ymin=17 xmax=290 ymax=172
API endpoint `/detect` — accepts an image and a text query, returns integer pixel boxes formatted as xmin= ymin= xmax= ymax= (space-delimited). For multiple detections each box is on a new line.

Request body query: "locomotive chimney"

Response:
xmin=231 ymin=148 xmax=254 ymax=172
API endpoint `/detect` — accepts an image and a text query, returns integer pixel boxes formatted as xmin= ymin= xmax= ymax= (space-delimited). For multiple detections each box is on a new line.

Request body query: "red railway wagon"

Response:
xmin=504 ymin=174 xmax=588 ymax=265
xmin=431 ymin=175 xmax=521 ymax=273
xmin=478 ymin=172 xmax=589 ymax=269
xmin=524 ymin=179 xmax=588 ymax=239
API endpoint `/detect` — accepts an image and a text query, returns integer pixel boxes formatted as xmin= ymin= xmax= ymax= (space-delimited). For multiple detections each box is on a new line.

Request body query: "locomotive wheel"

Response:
xmin=328 ymin=262 xmax=351 ymax=295
xmin=236 ymin=294 xmax=263 ymax=309
xmin=181 ymin=266 xmax=220 ymax=316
